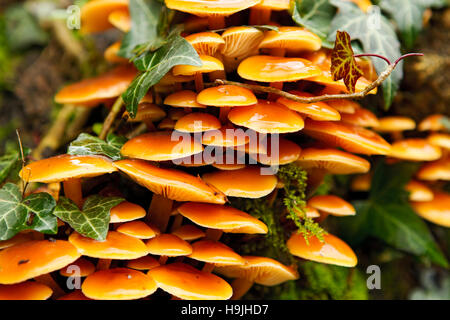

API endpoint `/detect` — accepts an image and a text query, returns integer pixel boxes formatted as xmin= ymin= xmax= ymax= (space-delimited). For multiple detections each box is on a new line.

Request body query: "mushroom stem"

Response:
xmin=316 ymin=211 xmax=330 ymax=223
xmin=268 ymin=82 xmax=283 ymax=100
xmin=159 ymin=256 xmax=168 ymax=265
xmin=201 ymin=263 xmax=215 ymax=273
xmin=170 ymin=214 xmax=184 ymax=232
xmin=143 ymin=119 xmax=156 ymax=132
xmin=305 ymin=168 xmax=327 ymax=197
xmin=391 ymin=131 xmax=403 ymax=141
xmin=96 ymin=259 xmax=112 ymax=270
xmin=219 ymin=107 xmax=231 ymax=123
xmin=249 ymin=8 xmax=271 ymax=25
xmin=205 ymin=229 xmax=223 ymax=241
xmin=63 ymin=178 xmax=83 ymax=208
xmin=35 ymin=273 xmax=66 ymax=298
xmin=208 ymin=15 xmax=225 ymax=30
xmin=270 ymin=48 xmax=286 ymax=57
xmin=147 ymin=194 xmax=174 ymax=232
xmin=194 ymin=72 xmax=205 ymax=92
xmin=99 ymin=96 xmax=124 ymax=140
xmin=231 ymin=278 xmax=254 ymax=300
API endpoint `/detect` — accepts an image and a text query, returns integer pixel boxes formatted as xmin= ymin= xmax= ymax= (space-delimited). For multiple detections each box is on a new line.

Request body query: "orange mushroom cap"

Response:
xmin=340 ymin=108 xmax=379 ymax=128
xmin=259 ymin=27 xmax=322 ymax=52
xmin=0 ymin=240 xmax=81 ymax=284
xmin=418 ymin=114 xmax=449 ymax=131
xmin=146 ymin=234 xmax=193 ymax=257
xmin=120 ymin=131 xmax=203 ymax=161
xmin=175 ymin=112 xmax=221 ymax=133
xmin=185 ymin=32 xmax=225 ymax=55
xmin=0 ymin=231 xmax=44 ymax=250
xmin=303 ymin=119 xmax=391 ymax=155
xmin=307 ymin=70 xmax=376 ymax=94
xmin=228 ymin=100 xmax=304 ymax=134
xmin=416 ymin=158 xmax=450 ymax=181
xmin=172 ymin=225 xmax=206 ymax=241
xmin=57 ymin=290 xmax=92 ymax=300
xmin=351 ymin=173 xmax=372 ymax=192
xmin=126 ymin=256 xmax=161 ymax=271
xmin=287 ymin=233 xmax=358 ymax=267
xmin=197 ymin=85 xmax=257 ymax=107
xmin=188 ymin=240 xmax=245 ymax=266
xmin=108 ymin=9 xmax=131 ymax=32
xmin=68 ymin=231 xmax=148 ymax=260
xmin=164 ymin=90 xmax=206 ymax=108
xmin=114 ymin=159 xmax=226 ymax=203
xmin=325 ymin=99 xmax=360 ymax=114
xmin=80 ymin=0 xmax=129 ymax=34
xmin=148 ymin=262 xmax=233 ymax=300
xmin=256 ymin=137 xmax=302 ymax=166
xmin=389 ymin=139 xmax=442 ymax=161
xmin=375 ymin=116 xmax=416 ymax=132
xmin=215 ymin=256 xmax=299 ymax=286
xmin=172 ymin=55 xmax=224 ymax=76
xmin=54 ymin=66 xmax=136 ymax=106
xmin=202 ymin=125 xmax=249 ymax=147
xmin=308 ymin=195 xmax=356 ymax=216
xmin=59 ymin=258 xmax=96 ymax=277
xmin=123 ymin=103 xmax=166 ymax=123
xmin=238 ymin=55 xmax=321 ymax=82
xmin=411 ymin=192 xmax=450 ymax=227
xmin=405 ymin=180 xmax=434 ymax=202
xmin=117 ymin=221 xmax=160 ymax=239
xmin=203 ymin=166 xmax=277 ymax=198
xmin=277 ymin=92 xmax=341 ymax=122
xmin=0 ymin=281 xmax=53 ymax=300
xmin=296 ymin=148 xmax=370 ymax=174
xmin=428 ymin=133 xmax=450 ymax=150
xmin=110 ymin=201 xmax=146 ymax=223
xmin=178 ymin=202 xmax=268 ymax=234
xmin=19 ymin=154 xmax=117 ymax=183
xmin=165 ymin=0 xmax=261 ymax=17
xmin=82 ymin=268 xmax=157 ymax=300
xmin=104 ymin=41 xmax=128 ymax=64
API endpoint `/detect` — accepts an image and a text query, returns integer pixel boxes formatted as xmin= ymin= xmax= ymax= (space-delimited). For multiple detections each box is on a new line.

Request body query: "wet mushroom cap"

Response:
xmin=0 ymin=282 xmax=53 ymax=300
xmin=120 ymin=131 xmax=204 ymax=161
xmin=185 ymin=32 xmax=225 ymax=55
xmin=428 ymin=133 xmax=450 ymax=150
xmin=80 ymin=0 xmax=129 ymax=34
xmin=110 ymin=201 xmax=146 ymax=223
xmin=188 ymin=240 xmax=245 ymax=266
xmin=172 ymin=55 xmax=224 ymax=76
xmin=68 ymin=231 xmax=148 ymax=260
xmin=228 ymin=100 xmax=304 ymax=134
xmin=325 ymin=99 xmax=360 ymax=114
xmin=123 ymin=103 xmax=166 ymax=123
xmin=178 ymin=202 xmax=268 ymax=234
xmin=215 ymin=256 xmax=299 ymax=286
xmin=303 ymin=119 xmax=391 ymax=155
xmin=202 ymin=166 xmax=277 ymax=198
xmin=411 ymin=192 xmax=450 ymax=227
xmin=308 ymin=195 xmax=356 ymax=216
xmin=296 ymin=148 xmax=370 ymax=174
xmin=238 ymin=55 xmax=321 ymax=82
xmin=172 ymin=225 xmax=206 ymax=241
xmin=126 ymin=256 xmax=161 ymax=271
xmin=117 ymin=221 xmax=160 ymax=239
xmin=0 ymin=231 xmax=44 ymax=250
xmin=0 ymin=240 xmax=81 ymax=284
xmin=197 ymin=85 xmax=258 ymax=107
xmin=418 ymin=114 xmax=448 ymax=131
xmin=59 ymin=258 xmax=96 ymax=277
xmin=108 ymin=9 xmax=131 ymax=32
xmin=164 ymin=90 xmax=206 ymax=108
xmin=416 ymin=159 xmax=450 ymax=181
xmin=351 ymin=173 xmax=372 ymax=192
xmin=175 ymin=113 xmax=221 ymax=133
xmin=259 ymin=27 xmax=322 ymax=52
xmin=256 ymin=138 xmax=302 ymax=166
xmin=405 ymin=180 xmax=434 ymax=202
xmin=254 ymin=0 xmax=289 ymax=10
xmin=146 ymin=234 xmax=193 ymax=257
xmin=82 ymin=268 xmax=157 ymax=300
xmin=113 ymin=159 xmax=227 ymax=203
xmin=148 ymin=262 xmax=233 ymax=300
xmin=389 ymin=139 xmax=442 ymax=161
xmin=19 ymin=154 xmax=117 ymax=183
xmin=165 ymin=0 xmax=261 ymax=16
xmin=104 ymin=41 xmax=128 ymax=64
xmin=340 ymin=108 xmax=379 ymax=128
xmin=202 ymin=125 xmax=249 ymax=147
xmin=374 ymin=116 xmax=416 ymax=132
xmin=287 ymin=233 xmax=358 ymax=267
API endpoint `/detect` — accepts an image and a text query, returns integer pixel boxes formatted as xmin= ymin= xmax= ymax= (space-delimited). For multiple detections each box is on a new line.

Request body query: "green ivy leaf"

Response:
xmin=0 ymin=183 xmax=27 ymax=240
xmin=328 ymin=0 xmax=402 ymax=109
xmin=122 ymin=30 xmax=201 ymax=118
xmin=67 ymin=133 xmax=127 ymax=161
xmin=0 ymin=151 xmax=19 ymax=184
xmin=54 ymin=196 xmax=124 ymax=241
xmin=118 ymin=0 xmax=165 ymax=59
xmin=290 ymin=0 xmax=336 ymax=48
xmin=20 ymin=192 xmax=57 ymax=234
xmin=339 ymin=161 xmax=448 ymax=268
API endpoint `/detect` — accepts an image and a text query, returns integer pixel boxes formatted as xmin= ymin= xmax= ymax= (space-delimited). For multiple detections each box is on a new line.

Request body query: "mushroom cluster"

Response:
xmin=1 ymin=0 xmax=448 ymax=301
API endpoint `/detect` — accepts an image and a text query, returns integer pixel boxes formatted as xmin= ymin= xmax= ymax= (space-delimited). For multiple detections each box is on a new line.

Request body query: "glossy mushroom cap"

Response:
xmin=308 ymin=195 xmax=356 ymax=216
xmin=287 ymin=233 xmax=358 ymax=267
xmin=59 ymin=258 xmax=96 ymax=277
xmin=175 ymin=113 xmax=221 ymax=133
xmin=164 ymin=90 xmax=206 ymax=108
xmin=296 ymin=148 xmax=370 ymax=174
xmin=203 ymin=166 xmax=277 ymax=198
xmin=117 ymin=221 xmax=160 ymax=239
xmin=0 ymin=231 xmax=44 ymax=250
xmin=19 ymin=154 xmax=117 ymax=184
xmin=428 ymin=133 xmax=450 ymax=150
xmin=238 ymin=55 xmax=321 ymax=82
xmin=104 ymin=41 xmax=128 ymax=64
xmin=277 ymin=92 xmax=341 ymax=122
xmin=418 ymin=114 xmax=448 ymax=131
xmin=110 ymin=201 xmax=146 ymax=223
xmin=405 ymin=180 xmax=434 ymax=202
xmin=197 ymin=85 xmax=257 ymax=107
xmin=0 ymin=282 xmax=52 ymax=300
xmin=68 ymin=231 xmax=148 ymax=260
xmin=81 ymin=0 xmax=129 ymax=34
xmin=113 ymin=159 xmax=226 ymax=203
xmin=340 ymin=108 xmax=379 ymax=128
xmin=126 ymin=256 xmax=161 ymax=271
xmin=259 ymin=27 xmax=322 ymax=52
xmin=389 ymin=139 xmax=442 ymax=161
xmin=375 ymin=116 xmax=416 ymax=132
xmin=188 ymin=240 xmax=245 ymax=266
xmin=173 ymin=55 xmax=224 ymax=76
xmin=256 ymin=138 xmax=302 ymax=166
xmin=55 ymin=66 xmax=136 ymax=106
xmin=82 ymin=268 xmax=157 ymax=300
xmin=0 ymin=240 xmax=81 ymax=284
xmin=185 ymin=32 xmax=225 ymax=55
xmin=326 ymin=99 xmax=360 ymax=114
xmin=215 ymin=256 xmax=299 ymax=286
xmin=172 ymin=224 xmax=206 ymax=241
xmin=165 ymin=0 xmax=261 ymax=16
xmin=148 ymin=262 xmax=233 ymax=300
xmin=303 ymin=119 xmax=391 ymax=155
xmin=178 ymin=202 xmax=268 ymax=234
xmin=228 ymin=100 xmax=304 ymax=134
xmin=351 ymin=173 xmax=372 ymax=192
xmin=307 ymin=70 xmax=376 ymax=94
xmin=123 ymin=103 xmax=166 ymax=123
xmin=254 ymin=0 xmax=289 ymax=10
xmin=146 ymin=234 xmax=192 ymax=257
xmin=108 ymin=9 xmax=131 ymax=32
xmin=411 ymin=192 xmax=450 ymax=227
xmin=416 ymin=158 xmax=450 ymax=181
xmin=202 ymin=125 xmax=249 ymax=147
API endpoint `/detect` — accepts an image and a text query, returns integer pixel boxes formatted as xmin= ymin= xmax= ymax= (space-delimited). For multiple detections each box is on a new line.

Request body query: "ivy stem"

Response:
xmin=99 ymin=96 xmax=124 ymax=140
xmin=394 ymin=53 xmax=424 ymax=66
xmin=354 ymin=53 xmax=391 ymax=65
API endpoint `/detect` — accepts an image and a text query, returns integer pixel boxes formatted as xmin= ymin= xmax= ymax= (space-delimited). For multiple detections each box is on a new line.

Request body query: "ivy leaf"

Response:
xmin=118 ymin=0 xmax=164 ymax=59
xmin=328 ymin=0 xmax=402 ymax=109
xmin=54 ymin=196 xmax=124 ymax=241
xmin=0 ymin=183 xmax=27 ymax=240
xmin=330 ymin=30 xmax=364 ymax=93
xmin=0 ymin=151 xmax=19 ymax=184
xmin=20 ymin=192 xmax=57 ymax=234
xmin=290 ymin=0 xmax=336 ymax=48
xmin=339 ymin=161 xmax=448 ymax=268
xmin=122 ymin=30 xmax=201 ymax=118
xmin=68 ymin=133 xmax=127 ymax=161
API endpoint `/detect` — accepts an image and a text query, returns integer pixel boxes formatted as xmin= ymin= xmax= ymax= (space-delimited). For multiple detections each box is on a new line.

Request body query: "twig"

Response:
xmin=99 ymin=96 xmax=124 ymax=140
xmin=208 ymin=53 xmax=423 ymax=103
xmin=16 ymin=129 xmax=28 ymax=195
